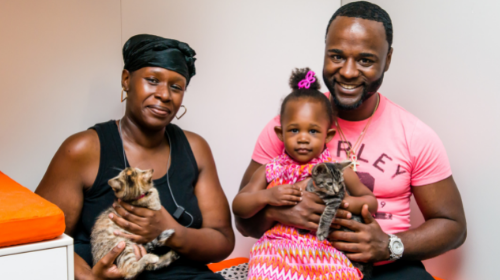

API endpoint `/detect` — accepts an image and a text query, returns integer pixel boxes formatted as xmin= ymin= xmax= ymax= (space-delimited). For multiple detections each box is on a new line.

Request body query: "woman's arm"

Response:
xmin=342 ymin=167 xmax=378 ymax=215
xmin=36 ymin=131 xmax=131 ymax=280
xmin=169 ymin=131 xmax=234 ymax=262
xmin=35 ymin=131 xmax=99 ymax=236
xmin=233 ymin=166 xmax=302 ymax=219
xmin=111 ymin=131 xmax=235 ymax=263
xmin=35 ymin=131 xmax=99 ymax=280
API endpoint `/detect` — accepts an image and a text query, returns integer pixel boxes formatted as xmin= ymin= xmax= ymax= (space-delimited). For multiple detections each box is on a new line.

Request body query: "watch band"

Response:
xmin=388 ymin=234 xmax=404 ymax=261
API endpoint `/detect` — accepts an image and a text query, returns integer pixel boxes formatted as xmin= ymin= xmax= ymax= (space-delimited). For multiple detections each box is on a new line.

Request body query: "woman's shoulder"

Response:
xmin=57 ymin=129 xmax=100 ymax=166
xmin=180 ymin=129 xmax=213 ymax=170
xmin=37 ymin=129 xmax=100 ymax=193
xmin=183 ymin=130 xmax=211 ymax=155
xmin=183 ymin=130 xmax=209 ymax=147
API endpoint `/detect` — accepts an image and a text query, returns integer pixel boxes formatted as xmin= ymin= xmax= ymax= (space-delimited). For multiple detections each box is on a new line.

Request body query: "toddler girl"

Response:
xmin=233 ymin=68 xmax=377 ymax=280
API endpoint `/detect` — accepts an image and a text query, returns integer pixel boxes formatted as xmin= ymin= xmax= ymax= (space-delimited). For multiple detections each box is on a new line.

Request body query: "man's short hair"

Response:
xmin=326 ymin=1 xmax=393 ymax=50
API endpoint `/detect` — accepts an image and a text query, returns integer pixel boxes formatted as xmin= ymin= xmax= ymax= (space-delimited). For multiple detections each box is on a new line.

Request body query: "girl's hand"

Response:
xmin=92 ymin=241 xmax=127 ymax=280
xmin=340 ymin=192 xmax=358 ymax=214
xmin=266 ymin=184 xmax=302 ymax=206
xmin=109 ymin=200 xmax=175 ymax=244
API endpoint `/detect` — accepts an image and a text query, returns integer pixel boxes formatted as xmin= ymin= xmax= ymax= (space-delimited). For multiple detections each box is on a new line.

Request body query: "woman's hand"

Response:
xmin=91 ymin=241 xmax=127 ymax=280
xmin=266 ymin=184 xmax=302 ymax=206
xmin=109 ymin=200 xmax=175 ymax=244
xmin=329 ymin=204 xmax=390 ymax=263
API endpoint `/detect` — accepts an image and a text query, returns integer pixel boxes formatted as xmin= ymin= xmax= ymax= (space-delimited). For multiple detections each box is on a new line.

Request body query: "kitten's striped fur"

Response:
xmin=300 ymin=161 xmax=373 ymax=279
xmin=91 ymin=167 xmax=178 ymax=279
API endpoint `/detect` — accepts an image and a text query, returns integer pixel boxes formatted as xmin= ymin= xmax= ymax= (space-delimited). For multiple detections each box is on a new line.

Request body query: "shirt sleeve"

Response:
xmin=409 ymin=121 xmax=452 ymax=186
xmin=251 ymin=115 xmax=284 ymax=164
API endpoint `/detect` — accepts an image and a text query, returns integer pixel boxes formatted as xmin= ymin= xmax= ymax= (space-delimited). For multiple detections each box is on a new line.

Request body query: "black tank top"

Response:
xmin=74 ymin=120 xmax=223 ymax=280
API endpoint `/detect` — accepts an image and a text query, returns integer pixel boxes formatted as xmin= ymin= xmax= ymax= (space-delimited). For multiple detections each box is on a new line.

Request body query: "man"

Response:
xmin=236 ymin=1 xmax=466 ymax=279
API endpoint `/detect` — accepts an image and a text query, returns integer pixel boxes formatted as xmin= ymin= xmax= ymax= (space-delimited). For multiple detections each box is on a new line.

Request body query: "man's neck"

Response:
xmin=337 ymin=93 xmax=379 ymax=121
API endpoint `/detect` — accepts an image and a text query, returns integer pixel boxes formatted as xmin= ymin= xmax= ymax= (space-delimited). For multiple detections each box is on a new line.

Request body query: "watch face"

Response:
xmin=392 ymin=240 xmax=404 ymax=255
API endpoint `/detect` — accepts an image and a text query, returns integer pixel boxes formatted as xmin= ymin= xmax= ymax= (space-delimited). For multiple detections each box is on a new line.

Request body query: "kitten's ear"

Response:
xmin=337 ymin=160 xmax=352 ymax=171
xmin=108 ymin=179 xmax=122 ymax=192
xmin=313 ymin=163 xmax=328 ymax=176
xmin=274 ymin=126 xmax=284 ymax=142
xmin=142 ymin=169 xmax=154 ymax=183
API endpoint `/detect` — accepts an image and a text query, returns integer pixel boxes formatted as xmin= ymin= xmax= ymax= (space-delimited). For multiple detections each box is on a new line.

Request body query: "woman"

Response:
xmin=36 ymin=34 xmax=234 ymax=280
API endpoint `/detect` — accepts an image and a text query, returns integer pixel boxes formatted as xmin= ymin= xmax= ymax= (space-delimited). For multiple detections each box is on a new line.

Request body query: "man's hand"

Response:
xmin=109 ymin=200 xmax=174 ymax=244
xmin=329 ymin=204 xmax=390 ymax=263
xmin=266 ymin=184 xmax=302 ymax=206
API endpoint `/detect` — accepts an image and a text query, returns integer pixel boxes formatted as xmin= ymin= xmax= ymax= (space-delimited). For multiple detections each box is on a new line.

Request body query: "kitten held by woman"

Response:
xmin=91 ymin=167 xmax=178 ymax=279
xmin=233 ymin=68 xmax=378 ymax=280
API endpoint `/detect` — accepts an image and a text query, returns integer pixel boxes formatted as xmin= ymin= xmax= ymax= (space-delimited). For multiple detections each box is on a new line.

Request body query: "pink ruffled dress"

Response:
xmin=247 ymin=149 xmax=363 ymax=280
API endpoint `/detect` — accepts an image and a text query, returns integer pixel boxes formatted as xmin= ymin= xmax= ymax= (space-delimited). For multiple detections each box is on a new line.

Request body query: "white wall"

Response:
xmin=0 ymin=0 xmax=341 ymax=260
xmin=0 ymin=0 xmax=123 ymax=189
xmin=341 ymin=1 xmax=498 ymax=279
xmin=1 ymin=0 xmax=497 ymax=278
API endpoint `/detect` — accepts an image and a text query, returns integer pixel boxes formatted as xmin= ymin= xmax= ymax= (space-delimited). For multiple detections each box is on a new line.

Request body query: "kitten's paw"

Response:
xmin=157 ymin=229 xmax=175 ymax=244
xmin=317 ymin=231 xmax=328 ymax=241
xmin=143 ymin=254 xmax=159 ymax=264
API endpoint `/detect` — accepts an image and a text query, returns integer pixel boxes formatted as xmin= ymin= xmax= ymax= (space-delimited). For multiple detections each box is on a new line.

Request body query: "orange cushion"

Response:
xmin=208 ymin=257 xmax=249 ymax=272
xmin=0 ymin=171 xmax=65 ymax=247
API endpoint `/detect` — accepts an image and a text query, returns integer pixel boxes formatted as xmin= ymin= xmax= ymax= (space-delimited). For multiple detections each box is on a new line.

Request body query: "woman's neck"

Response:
xmin=119 ymin=116 xmax=167 ymax=149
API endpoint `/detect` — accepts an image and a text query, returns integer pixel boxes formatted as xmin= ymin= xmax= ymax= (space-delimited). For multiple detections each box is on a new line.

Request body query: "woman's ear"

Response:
xmin=325 ymin=128 xmax=336 ymax=143
xmin=121 ymin=69 xmax=130 ymax=90
xmin=274 ymin=126 xmax=284 ymax=142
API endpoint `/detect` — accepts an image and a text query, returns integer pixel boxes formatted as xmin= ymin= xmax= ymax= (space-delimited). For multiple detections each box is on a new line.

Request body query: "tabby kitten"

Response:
xmin=300 ymin=161 xmax=373 ymax=278
xmin=91 ymin=167 xmax=179 ymax=279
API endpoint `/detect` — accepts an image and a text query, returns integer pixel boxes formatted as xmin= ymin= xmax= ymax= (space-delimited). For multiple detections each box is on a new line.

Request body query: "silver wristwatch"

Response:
xmin=388 ymin=234 xmax=404 ymax=261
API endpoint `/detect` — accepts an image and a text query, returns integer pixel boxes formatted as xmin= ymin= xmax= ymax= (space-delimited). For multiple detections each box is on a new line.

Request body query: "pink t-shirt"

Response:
xmin=251 ymin=93 xmax=452 ymax=234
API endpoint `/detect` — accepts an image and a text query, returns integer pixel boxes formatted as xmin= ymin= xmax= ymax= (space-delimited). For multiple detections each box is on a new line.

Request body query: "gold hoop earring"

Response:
xmin=121 ymin=88 xmax=128 ymax=102
xmin=176 ymin=105 xmax=187 ymax=119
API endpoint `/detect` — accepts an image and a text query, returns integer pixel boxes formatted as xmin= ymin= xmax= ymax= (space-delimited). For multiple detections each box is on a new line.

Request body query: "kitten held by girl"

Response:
xmin=233 ymin=68 xmax=378 ymax=280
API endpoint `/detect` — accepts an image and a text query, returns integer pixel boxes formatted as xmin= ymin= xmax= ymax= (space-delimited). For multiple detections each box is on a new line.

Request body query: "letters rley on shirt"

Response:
xmin=252 ymin=93 xmax=452 ymax=234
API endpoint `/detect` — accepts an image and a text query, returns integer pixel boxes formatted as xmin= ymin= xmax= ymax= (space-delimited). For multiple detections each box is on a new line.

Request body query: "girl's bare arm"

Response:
xmin=342 ymin=167 xmax=378 ymax=215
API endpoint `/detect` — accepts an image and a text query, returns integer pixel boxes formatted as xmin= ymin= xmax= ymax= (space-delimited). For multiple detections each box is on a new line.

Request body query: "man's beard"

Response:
xmin=323 ymin=73 xmax=384 ymax=110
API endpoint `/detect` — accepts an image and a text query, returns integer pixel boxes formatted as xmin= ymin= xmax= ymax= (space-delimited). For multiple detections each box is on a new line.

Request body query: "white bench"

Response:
xmin=0 ymin=234 xmax=74 ymax=280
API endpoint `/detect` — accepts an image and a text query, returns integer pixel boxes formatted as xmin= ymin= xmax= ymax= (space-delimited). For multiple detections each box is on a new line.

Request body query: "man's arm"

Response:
xmin=398 ymin=176 xmax=466 ymax=260
xmin=330 ymin=175 xmax=466 ymax=262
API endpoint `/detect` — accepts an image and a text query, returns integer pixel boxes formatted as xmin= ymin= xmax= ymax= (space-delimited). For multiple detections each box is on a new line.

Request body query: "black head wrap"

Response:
xmin=123 ymin=34 xmax=196 ymax=85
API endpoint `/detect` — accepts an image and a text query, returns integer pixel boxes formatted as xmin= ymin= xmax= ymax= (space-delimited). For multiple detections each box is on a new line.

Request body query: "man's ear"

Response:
xmin=274 ymin=126 xmax=284 ymax=142
xmin=384 ymin=47 xmax=393 ymax=72
xmin=325 ymin=128 xmax=336 ymax=143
